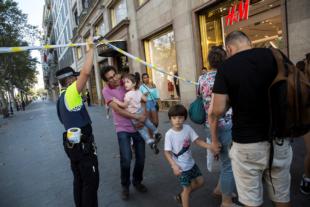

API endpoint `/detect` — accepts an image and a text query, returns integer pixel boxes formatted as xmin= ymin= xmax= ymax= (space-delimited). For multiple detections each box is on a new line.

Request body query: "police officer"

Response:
xmin=55 ymin=41 xmax=99 ymax=207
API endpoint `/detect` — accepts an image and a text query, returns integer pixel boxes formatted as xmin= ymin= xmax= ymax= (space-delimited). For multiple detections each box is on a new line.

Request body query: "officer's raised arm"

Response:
xmin=76 ymin=38 xmax=94 ymax=93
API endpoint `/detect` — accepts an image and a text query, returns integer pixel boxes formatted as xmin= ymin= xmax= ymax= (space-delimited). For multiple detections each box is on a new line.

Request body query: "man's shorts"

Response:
xmin=178 ymin=164 xmax=202 ymax=187
xmin=229 ymin=139 xmax=292 ymax=206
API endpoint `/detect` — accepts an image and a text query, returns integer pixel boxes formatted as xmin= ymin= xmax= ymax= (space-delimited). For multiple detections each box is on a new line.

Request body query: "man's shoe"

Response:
xmin=133 ymin=183 xmax=148 ymax=193
xmin=121 ymin=187 xmax=129 ymax=200
xmin=300 ymin=174 xmax=310 ymax=195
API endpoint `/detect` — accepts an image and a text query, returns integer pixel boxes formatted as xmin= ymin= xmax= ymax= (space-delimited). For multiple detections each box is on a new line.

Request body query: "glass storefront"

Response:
xmin=144 ymin=29 xmax=179 ymax=100
xmin=199 ymin=0 xmax=284 ymax=68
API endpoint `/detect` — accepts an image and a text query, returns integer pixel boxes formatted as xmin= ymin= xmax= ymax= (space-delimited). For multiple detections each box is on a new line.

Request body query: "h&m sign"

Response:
xmin=225 ymin=0 xmax=250 ymax=26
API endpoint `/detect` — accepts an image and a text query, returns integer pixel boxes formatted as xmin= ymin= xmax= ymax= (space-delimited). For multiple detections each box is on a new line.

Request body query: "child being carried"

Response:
xmin=113 ymin=73 xmax=162 ymax=154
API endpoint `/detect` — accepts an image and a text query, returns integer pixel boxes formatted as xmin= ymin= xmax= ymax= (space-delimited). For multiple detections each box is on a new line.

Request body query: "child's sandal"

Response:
xmin=174 ymin=193 xmax=182 ymax=205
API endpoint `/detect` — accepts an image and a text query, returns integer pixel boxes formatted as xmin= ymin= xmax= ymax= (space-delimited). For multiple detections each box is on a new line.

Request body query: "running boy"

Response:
xmin=113 ymin=73 xmax=161 ymax=154
xmin=164 ymin=104 xmax=219 ymax=207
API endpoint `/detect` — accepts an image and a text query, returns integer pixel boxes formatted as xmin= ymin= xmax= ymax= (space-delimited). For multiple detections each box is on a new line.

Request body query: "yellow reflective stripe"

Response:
xmin=64 ymin=81 xmax=82 ymax=111
xmin=43 ymin=45 xmax=52 ymax=49
xmin=11 ymin=47 xmax=23 ymax=52
xmin=68 ymin=43 xmax=76 ymax=47
xmin=135 ymin=57 xmax=142 ymax=62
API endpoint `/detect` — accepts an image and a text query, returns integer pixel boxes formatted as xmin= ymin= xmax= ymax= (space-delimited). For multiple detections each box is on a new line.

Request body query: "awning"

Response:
xmin=97 ymin=41 xmax=127 ymax=57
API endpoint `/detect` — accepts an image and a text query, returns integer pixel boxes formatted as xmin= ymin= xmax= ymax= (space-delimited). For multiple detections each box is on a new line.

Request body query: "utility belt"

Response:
xmin=62 ymin=132 xmax=97 ymax=162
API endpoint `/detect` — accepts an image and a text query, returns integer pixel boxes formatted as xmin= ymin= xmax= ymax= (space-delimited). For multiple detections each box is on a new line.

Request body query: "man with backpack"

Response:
xmin=208 ymin=31 xmax=292 ymax=207
xmin=298 ymin=54 xmax=310 ymax=195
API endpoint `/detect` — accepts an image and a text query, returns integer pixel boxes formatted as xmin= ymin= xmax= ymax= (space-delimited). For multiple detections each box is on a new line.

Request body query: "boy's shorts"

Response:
xmin=178 ymin=164 xmax=202 ymax=187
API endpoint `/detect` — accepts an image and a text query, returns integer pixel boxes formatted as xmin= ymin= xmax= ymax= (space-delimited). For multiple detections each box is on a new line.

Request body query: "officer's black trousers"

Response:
xmin=70 ymin=153 xmax=99 ymax=207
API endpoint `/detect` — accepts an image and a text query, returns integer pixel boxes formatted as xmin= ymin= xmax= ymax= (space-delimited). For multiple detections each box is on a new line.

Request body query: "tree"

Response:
xmin=0 ymin=0 xmax=39 ymax=112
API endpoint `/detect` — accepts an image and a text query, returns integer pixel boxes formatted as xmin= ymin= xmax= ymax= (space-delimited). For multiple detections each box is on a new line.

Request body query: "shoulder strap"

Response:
xmin=270 ymin=48 xmax=288 ymax=86
xmin=142 ymin=84 xmax=156 ymax=101
xmin=173 ymin=145 xmax=190 ymax=158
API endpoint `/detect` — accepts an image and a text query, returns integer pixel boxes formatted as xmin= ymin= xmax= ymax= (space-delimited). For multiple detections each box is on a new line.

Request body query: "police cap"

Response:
xmin=56 ymin=67 xmax=80 ymax=80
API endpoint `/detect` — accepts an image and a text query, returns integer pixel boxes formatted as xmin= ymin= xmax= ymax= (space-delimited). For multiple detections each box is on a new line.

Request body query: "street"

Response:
xmin=0 ymin=101 xmax=309 ymax=207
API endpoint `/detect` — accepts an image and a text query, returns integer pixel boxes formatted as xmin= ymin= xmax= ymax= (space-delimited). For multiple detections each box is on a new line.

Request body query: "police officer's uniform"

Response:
xmin=56 ymin=68 xmax=99 ymax=207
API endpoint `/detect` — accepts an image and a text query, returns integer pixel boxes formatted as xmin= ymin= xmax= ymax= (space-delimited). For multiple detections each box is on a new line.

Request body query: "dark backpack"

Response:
xmin=269 ymin=48 xmax=310 ymax=138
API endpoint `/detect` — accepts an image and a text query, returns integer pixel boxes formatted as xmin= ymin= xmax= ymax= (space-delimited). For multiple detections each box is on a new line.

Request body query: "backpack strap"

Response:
xmin=268 ymin=48 xmax=292 ymax=194
xmin=270 ymin=48 xmax=287 ymax=87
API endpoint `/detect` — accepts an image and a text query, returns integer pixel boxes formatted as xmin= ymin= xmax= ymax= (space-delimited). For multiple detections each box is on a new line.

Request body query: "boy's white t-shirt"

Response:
xmin=164 ymin=124 xmax=199 ymax=172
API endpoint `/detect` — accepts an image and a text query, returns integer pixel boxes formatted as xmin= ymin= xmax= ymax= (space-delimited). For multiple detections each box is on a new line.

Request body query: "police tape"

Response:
xmin=0 ymin=39 xmax=198 ymax=85
xmin=0 ymin=42 xmax=93 ymax=53
xmin=98 ymin=39 xmax=198 ymax=85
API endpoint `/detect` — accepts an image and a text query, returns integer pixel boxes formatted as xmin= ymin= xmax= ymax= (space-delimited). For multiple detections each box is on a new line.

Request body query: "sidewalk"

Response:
xmin=0 ymin=102 xmax=308 ymax=207
xmin=87 ymin=105 xmax=309 ymax=207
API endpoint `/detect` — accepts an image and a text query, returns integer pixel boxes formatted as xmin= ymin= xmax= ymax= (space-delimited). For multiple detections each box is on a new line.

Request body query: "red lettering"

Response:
xmin=238 ymin=0 xmax=249 ymax=21
xmin=226 ymin=0 xmax=250 ymax=26
xmin=225 ymin=4 xmax=238 ymax=26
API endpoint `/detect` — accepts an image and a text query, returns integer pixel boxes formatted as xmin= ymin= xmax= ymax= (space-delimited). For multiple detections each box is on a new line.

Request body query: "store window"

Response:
xmin=144 ymin=29 xmax=179 ymax=100
xmin=199 ymin=0 xmax=284 ymax=69
xmin=95 ymin=19 xmax=105 ymax=36
xmin=111 ymin=0 xmax=127 ymax=27
xmin=76 ymin=46 xmax=82 ymax=59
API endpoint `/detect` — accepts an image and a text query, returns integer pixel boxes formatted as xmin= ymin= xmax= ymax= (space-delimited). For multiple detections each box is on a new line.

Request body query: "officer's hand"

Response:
xmin=86 ymin=36 xmax=94 ymax=51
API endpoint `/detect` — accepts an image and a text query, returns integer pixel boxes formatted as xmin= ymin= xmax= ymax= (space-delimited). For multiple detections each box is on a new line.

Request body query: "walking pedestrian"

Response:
xmin=86 ymin=89 xmax=91 ymax=106
xmin=112 ymin=73 xmax=162 ymax=154
xmin=164 ymin=104 xmax=217 ymax=207
xmin=208 ymin=31 xmax=292 ymax=207
xmin=101 ymin=65 xmax=148 ymax=201
xmin=299 ymin=54 xmax=310 ymax=195
xmin=198 ymin=46 xmax=237 ymax=207
xmin=21 ymin=100 xmax=25 ymax=111
xmin=55 ymin=40 xmax=99 ymax=207
xmin=139 ymin=73 xmax=160 ymax=127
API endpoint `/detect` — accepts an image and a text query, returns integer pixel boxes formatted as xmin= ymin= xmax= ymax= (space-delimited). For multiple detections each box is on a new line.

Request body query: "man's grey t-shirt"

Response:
xmin=213 ymin=48 xmax=277 ymax=143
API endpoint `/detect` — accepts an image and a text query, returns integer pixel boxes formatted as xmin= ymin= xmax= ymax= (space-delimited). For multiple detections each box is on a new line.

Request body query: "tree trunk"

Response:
xmin=9 ymin=88 xmax=16 ymax=109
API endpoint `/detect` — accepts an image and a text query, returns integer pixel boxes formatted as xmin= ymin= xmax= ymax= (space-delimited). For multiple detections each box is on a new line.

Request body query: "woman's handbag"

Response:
xmin=189 ymin=96 xmax=206 ymax=124
xmin=189 ymin=83 xmax=206 ymax=124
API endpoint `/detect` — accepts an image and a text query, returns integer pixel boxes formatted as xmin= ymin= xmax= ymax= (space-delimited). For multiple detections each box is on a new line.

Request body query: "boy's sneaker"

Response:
xmin=154 ymin=133 xmax=162 ymax=143
xmin=300 ymin=174 xmax=310 ymax=195
xmin=149 ymin=142 xmax=159 ymax=154
xmin=121 ymin=187 xmax=129 ymax=200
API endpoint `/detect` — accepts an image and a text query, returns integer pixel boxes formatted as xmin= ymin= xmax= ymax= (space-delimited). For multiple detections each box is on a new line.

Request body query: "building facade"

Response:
xmin=42 ymin=0 xmax=58 ymax=101
xmin=43 ymin=0 xmax=310 ymax=107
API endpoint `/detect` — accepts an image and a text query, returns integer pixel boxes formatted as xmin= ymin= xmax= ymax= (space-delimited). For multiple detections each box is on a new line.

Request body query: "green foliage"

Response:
xmin=0 ymin=0 xmax=39 ymax=95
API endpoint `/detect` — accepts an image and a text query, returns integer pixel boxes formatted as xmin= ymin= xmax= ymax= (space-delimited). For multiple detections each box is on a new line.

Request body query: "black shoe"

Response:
xmin=150 ymin=142 xmax=160 ymax=154
xmin=154 ymin=133 xmax=162 ymax=143
xmin=149 ymin=142 xmax=155 ymax=149
xmin=133 ymin=183 xmax=148 ymax=193
xmin=121 ymin=187 xmax=129 ymax=200
xmin=300 ymin=175 xmax=310 ymax=195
